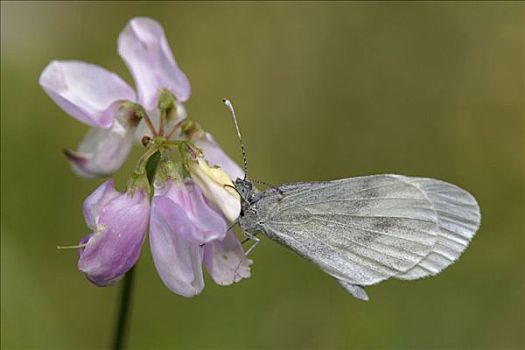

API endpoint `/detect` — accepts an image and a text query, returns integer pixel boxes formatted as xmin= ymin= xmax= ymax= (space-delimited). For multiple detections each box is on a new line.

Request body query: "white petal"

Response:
xmin=65 ymin=119 xmax=134 ymax=178
xmin=193 ymin=133 xmax=244 ymax=181
xmin=118 ymin=17 xmax=191 ymax=110
xmin=189 ymin=158 xmax=241 ymax=222
xmin=39 ymin=61 xmax=136 ymax=128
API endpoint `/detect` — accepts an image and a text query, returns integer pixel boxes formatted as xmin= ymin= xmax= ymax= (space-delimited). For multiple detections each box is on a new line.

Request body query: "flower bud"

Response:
xmin=189 ymin=157 xmax=241 ymax=222
xmin=78 ymin=179 xmax=149 ymax=286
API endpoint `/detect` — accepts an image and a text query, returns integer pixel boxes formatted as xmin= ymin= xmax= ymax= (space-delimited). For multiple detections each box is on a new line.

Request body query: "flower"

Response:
xmin=189 ymin=156 xmax=242 ymax=222
xmin=150 ymin=178 xmax=250 ymax=297
xmin=78 ymin=179 xmax=150 ymax=286
xmin=46 ymin=17 xmax=252 ymax=296
xmin=39 ymin=17 xmax=190 ymax=178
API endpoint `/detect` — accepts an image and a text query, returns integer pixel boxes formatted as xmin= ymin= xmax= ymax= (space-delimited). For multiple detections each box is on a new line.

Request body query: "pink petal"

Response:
xmin=82 ymin=179 xmax=120 ymax=228
xmin=39 ymin=61 xmax=136 ymax=128
xmin=118 ymin=17 xmax=191 ymax=110
xmin=153 ymin=179 xmax=228 ymax=245
xmin=150 ymin=196 xmax=205 ymax=297
xmin=78 ymin=187 xmax=149 ymax=286
xmin=204 ymin=230 xmax=251 ymax=286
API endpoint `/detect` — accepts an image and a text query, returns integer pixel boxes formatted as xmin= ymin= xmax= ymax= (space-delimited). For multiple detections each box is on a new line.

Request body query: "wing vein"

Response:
xmin=310 ymin=217 xmax=428 ymax=260
xmin=277 ymin=180 xmax=408 ymax=208
xmin=313 ymin=217 xmax=435 ymax=245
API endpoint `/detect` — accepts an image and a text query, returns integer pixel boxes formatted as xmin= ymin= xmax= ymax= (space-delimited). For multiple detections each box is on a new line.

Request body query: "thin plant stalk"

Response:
xmin=112 ymin=266 xmax=135 ymax=350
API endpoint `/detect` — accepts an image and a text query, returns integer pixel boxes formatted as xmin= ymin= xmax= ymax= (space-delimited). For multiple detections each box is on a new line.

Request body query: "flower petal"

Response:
xmin=64 ymin=118 xmax=134 ymax=178
xmin=204 ymin=230 xmax=252 ymax=285
xmin=153 ymin=179 xmax=228 ymax=244
xmin=82 ymin=179 xmax=120 ymax=228
xmin=39 ymin=61 xmax=136 ymax=128
xmin=193 ymin=132 xmax=244 ymax=181
xmin=150 ymin=196 xmax=205 ymax=297
xmin=189 ymin=157 xmax=241 ymax=222
xmin=118 ymin=17 xmax=191 ymax=110
xmin=78 ymin=187 xmax=149 ymax=286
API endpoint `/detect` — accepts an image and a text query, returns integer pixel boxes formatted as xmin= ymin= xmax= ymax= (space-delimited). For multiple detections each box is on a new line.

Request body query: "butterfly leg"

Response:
xmin=238 ymin=217 xmax=261 ymax=255
xmin=246 ymin=236 xmax=261 ymax=256
xmin=227 ymin=220 xmax=239 ymax=231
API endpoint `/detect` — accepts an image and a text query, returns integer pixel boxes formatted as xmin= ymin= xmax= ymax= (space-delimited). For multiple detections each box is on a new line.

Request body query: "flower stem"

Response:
xmin=138 ymin=107 xmax=157 ymax=137
xmin=165 ymin=119 xmax=185 ymax=139
xmin=112 ymin=266 xmax=135 ymax=350
xmin=158 ymin=108 xmax=166 ymax=136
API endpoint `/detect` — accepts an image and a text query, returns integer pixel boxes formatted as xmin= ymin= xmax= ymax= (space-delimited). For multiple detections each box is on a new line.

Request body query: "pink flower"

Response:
xmin=47 ymin=17 xmax=252 ymax=296
xmin=78 ymin=179 xmax=149 ymax=286
xmin=150 ymin=178 xmax=250 ymax=297
xmin=39 ymin=17 xmax=190 ymax=177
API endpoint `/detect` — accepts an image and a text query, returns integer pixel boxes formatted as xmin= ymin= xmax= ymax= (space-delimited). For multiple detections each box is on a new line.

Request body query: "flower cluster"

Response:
xmin=40 ymin=17 xmax=251 ymax=296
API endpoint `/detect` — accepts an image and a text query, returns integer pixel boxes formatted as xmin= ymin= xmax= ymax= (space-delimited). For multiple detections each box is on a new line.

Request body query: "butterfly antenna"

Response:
xmin=223 ymin=98 xmax=248 ymax=179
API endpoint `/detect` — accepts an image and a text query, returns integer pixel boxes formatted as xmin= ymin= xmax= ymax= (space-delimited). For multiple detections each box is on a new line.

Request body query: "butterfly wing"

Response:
xmin=393 ymin=177 xmax=480 ymax=280
xmin=254 ymin=175 xmax=480 ymax=298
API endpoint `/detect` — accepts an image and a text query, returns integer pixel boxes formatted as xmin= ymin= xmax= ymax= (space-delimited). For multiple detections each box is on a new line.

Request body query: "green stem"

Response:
xmin=158 ymin=108 xmax=165 ymax=136
xmin=165 ymin=118 xmax=185 ymax=139
xmin=141 ymin=111 xmax=158 ymax=137
xmin=112 ymin=266 xmax=135 ymax=350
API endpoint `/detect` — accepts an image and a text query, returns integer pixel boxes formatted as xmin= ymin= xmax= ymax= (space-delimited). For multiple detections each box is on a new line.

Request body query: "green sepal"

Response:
xmin=180 ymin=120 xmax=204 ymax=139
xmin=119 ymin=101 xmax=148 ymax=127
xmin=146 ymin=151 xmax=161 ymax=184
xmin=158 ymin=89 xmax=175 ymax=115
xmin=127 ymin=170 xmax=151 ymax=197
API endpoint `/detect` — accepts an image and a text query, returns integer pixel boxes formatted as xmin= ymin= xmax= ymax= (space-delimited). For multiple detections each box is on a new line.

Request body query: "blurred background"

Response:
xmin=1 ymin=2 xmax=524 ymax=349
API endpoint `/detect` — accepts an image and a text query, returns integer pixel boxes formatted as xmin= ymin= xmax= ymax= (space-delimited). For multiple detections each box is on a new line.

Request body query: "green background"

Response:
xmin=2 ymin=2 xmax=524 ymax=349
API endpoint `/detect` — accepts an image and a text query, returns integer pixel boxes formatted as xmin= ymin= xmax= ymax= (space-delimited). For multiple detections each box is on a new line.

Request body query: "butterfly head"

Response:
xmin=234 ymin=178 xmax=258 ymax=204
